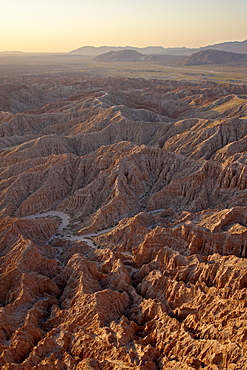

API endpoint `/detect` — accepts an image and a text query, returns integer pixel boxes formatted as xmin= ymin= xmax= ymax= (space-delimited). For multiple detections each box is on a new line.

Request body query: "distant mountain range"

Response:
xmin=92 ymin=48 xmax=247 ymax=67
xmin=0 ymin=51 xmax=25 ymax=55
xmin=70 ymin=45 xmax=180 ymax=56
xmin=93 ymin=50 xmax=184 ymax=64
xmin=70 ymin=39 xmax=247 ymax=56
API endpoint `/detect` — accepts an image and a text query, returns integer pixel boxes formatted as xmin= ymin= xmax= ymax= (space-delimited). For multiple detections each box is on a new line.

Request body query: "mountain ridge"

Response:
xmin=93 ymin=49 xmax=144 ymax=63
xmin=70 ymin=39 xmax=247 ymax=56
xmin=92 ymin=48 xmax=247 ymax=67
xmin=182 ymin=49 xmax=247 ymax=66
xmin=0 ymin=74 xmax=247 ymax=369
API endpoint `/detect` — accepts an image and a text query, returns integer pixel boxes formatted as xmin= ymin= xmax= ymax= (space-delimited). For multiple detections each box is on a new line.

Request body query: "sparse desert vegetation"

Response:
xmin=0 ymin=52 xmax=247 ymax=84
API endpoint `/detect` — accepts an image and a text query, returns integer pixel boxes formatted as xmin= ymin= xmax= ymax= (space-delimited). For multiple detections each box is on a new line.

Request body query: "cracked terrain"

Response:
xmin=0 ymin=74 xmax=247 ymax=369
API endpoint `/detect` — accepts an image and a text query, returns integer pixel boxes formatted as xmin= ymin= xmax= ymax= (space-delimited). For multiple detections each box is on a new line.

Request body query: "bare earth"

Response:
xmin=0 ymin=71 xmax=247 ymax=369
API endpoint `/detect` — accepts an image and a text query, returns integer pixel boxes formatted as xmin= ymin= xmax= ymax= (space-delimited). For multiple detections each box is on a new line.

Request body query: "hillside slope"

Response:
xmin=183 ymin=49 xmax=247 ymax=66
xmin=0 ymin=74 xmax=247 ymax=369
xmin=93 ymin=50 xmax=144 ymax=63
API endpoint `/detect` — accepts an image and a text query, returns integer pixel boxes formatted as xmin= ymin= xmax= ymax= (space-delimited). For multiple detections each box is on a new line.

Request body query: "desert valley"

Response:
xmin=0 ymin=42 xmax=247 ymax=369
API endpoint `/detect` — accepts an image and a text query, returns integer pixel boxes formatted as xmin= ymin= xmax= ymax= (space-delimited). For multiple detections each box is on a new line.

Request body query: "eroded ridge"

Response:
xmin=0 ymin=74 xmax=247 ymax=369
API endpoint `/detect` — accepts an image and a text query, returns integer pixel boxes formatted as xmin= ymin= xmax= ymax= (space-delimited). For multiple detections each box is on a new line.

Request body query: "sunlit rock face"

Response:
xmin=0 ymin=74 xmax=247 ymax=369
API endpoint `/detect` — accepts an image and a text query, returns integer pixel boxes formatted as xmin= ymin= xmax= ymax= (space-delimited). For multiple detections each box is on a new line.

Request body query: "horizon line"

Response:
xmin=1 ymin=38 xmax=246 ymax=54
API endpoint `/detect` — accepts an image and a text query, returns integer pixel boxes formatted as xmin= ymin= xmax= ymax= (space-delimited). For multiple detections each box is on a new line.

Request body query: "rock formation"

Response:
xmin=0 ymin=74 xmax=247 ymax=369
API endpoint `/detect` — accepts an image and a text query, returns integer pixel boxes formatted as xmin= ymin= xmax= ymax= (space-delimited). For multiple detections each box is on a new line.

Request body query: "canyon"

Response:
xmin=0 ymin=73 xmax=247 ymax=369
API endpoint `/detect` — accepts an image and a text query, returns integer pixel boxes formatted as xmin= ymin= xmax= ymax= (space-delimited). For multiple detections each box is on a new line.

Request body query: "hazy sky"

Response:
xmin=1 ymin=0 xmax=247 ymax=52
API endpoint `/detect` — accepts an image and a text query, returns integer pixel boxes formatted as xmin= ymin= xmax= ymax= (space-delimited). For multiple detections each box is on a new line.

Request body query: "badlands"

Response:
xmin=0 ymin=73 xmax=247 ymax=369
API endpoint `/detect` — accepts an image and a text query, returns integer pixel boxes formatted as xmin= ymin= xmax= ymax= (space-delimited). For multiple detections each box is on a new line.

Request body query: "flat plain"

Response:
xmin=0 ymin=52 xmax=247 ymax=84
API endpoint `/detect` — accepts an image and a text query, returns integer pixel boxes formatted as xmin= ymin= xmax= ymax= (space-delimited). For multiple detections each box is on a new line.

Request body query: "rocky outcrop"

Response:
xmin=1 ymin=214 xmax=247 ymax=369
xmin=1 ymin=140 xmax=246 ymax=234
xmin=0 ymin=74 xmax=247 ymax=369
